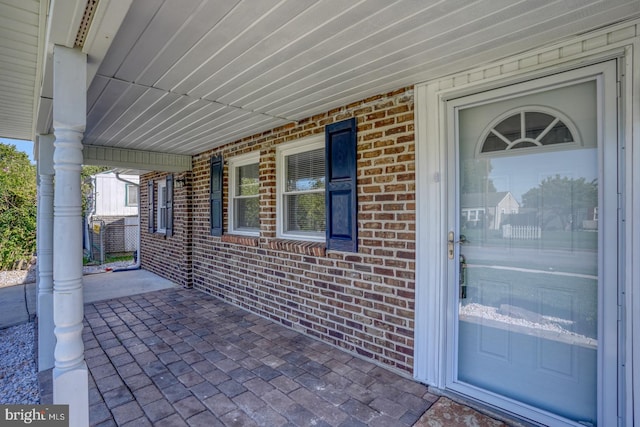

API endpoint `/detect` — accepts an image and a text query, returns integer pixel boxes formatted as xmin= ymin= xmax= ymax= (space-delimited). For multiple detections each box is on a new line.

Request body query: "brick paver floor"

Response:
xmin=73 ymin=288 xmax=440 ymax=426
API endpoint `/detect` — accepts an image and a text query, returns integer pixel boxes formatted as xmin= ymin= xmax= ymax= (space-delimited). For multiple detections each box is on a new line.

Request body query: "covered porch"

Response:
xmin=2 ymin=0 xmax=640 ymax=425
xmin=36 ymin=273 xmax=504 ymax=427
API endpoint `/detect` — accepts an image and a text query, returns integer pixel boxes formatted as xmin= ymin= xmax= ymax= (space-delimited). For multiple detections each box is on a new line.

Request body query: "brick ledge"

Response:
xmin=267 ymin=239 xmax=326 ymax=256
xmin=221 ymin=234 xmax=259 ymax=247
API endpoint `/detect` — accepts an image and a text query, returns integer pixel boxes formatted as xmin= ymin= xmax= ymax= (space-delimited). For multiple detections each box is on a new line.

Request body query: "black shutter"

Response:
xmin=147 ymin=180 xmax=154 ymax=233
xmin=166 ymin=174 xmax=174 ymax=237
xmin=210 ymin=156 xmax=223 ymax=236
xmin=325 ymin=118 xmax=357 ymax=252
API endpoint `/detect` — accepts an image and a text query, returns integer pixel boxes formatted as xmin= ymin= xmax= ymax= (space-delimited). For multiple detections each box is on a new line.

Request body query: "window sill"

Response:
xmin=221 ymin=234 xmax=259 ymax=247
xmin=268 ymin=239 xmax=326 ymax=256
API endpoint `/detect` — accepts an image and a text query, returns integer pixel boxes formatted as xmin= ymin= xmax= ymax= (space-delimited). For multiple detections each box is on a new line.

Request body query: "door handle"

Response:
xmin=448 ymin=232 xmax=469 ymax=259
xmin=448 ymin=231 xmax=455 ymax=259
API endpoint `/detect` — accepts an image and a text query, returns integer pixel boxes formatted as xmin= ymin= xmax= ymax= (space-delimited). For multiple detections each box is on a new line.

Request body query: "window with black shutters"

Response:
xmin=273 ymin=117 xmax=358 ymax=252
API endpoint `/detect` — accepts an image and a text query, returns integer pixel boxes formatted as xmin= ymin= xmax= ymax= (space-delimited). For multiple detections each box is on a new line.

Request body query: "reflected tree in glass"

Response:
xmin=521 ymin=175 xmax=597 ymax=231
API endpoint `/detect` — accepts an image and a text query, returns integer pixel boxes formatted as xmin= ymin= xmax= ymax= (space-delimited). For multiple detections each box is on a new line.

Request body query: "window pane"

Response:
xmin=159 ymin=207 xmax=167 ymax=229
xmin=540 ymin=121 xmax=573 ymax=145
xmin=286 ymin=148 xmax=325 ymax=192
xmin=482 ymin=133 xmax=508 ymax=153
xmin=127 ymin=184 xmax=138 ymax=206
xmin=157 ymin=184 xmax=167 ymax=230
xmin=235 ymin=196 xmax=259 ymax=229
xmin=525 ymin=112 xmax=554 ymax=139
xmin=493 ymin=113 xmax=520 ymax=141
xmin=236 ymin=163 xmax=259 ymax=196
xmin=285 ymin=193 xmax=325 ymax=233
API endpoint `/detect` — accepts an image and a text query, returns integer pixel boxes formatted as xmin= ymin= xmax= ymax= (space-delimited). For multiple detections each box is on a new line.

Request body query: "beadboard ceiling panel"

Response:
xmin=83 ymin=0 xmax=640 ymax=155
xmin=0 ymin=0 xmax=42 ymax=140
xmin=213 ymin=0 xmax=456 ymax=106
xmin=3 ymin=0 xmax=640 ymax=154
xmin=269 ymin=1 xmax=640 ymax=120
xmin=242 ymin=0 xmax=619 ymax=117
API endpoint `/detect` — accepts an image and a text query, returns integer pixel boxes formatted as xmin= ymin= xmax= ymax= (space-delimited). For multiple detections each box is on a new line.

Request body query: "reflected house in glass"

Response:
xmin=460 ymin=191 xmax=519 ymax=230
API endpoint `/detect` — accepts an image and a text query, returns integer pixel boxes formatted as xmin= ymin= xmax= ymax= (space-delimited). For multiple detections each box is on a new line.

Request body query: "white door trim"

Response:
xmin=414 ymin=22 xmax=639 ymax=426
xmin=449 ymin=62 xmax=616 ymax=427
xmin=625 ymin=41 xmax=640 ymax=427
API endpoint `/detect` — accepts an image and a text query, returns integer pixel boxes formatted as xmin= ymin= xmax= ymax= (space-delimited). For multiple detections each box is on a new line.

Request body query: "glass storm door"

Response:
xmin=448 ymin=63 xmax=618 ymax=426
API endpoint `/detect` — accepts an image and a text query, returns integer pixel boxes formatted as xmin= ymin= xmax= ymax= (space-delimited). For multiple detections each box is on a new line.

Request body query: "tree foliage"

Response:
xmin=236 ymin=175 xmax=260 ymax=228
xmin=521 ymin=175 xmax=597 ymax=230
xmin=0 ymin=143 xmax=37 ymax=269
xmin=461 ymin=159 xmax=497 ymax=194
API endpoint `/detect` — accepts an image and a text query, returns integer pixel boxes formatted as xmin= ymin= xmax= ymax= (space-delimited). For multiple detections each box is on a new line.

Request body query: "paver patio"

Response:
xmin=41 ymin=287 xmax=441 ymax=426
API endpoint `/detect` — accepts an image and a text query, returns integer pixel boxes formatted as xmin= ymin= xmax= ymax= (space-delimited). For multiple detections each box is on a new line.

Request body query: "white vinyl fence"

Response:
xmin=502 ymin=224 xmax=542 ymax=240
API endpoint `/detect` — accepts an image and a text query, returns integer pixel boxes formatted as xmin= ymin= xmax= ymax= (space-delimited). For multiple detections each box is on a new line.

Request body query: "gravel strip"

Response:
xmin=0 ymin=260 xmax=136 ymax=288
xmin=0 ymin=322 xmax=39 ymax=404
xmin=0 ymin=268 xmax=37 ymax=288
xmin=0 ymin=260 xmax=136 ymax=405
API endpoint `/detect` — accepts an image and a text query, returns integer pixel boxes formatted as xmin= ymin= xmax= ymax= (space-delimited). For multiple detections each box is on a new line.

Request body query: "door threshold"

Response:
xmin=427 ymin=387 xmax=545 ymax=427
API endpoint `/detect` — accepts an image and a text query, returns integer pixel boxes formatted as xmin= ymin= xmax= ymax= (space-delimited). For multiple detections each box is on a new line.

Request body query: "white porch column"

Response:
xmin=52 ymin=45 xmax=88 ymax=427
xmin=37 ymin=134 xmax=55 ymax=371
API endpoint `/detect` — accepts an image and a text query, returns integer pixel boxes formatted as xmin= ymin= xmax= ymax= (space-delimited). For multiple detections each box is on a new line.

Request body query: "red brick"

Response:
xmin=141 ymin=86 xmax=417 ymax=375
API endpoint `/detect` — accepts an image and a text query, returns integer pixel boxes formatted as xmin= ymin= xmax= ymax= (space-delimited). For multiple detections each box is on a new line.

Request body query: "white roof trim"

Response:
xmin=83 ymin=144 xmax=192 ymax=172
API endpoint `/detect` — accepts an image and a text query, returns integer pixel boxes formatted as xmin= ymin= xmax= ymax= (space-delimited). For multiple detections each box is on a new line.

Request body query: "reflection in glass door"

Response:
xmin=454 ymin=79 xmax=602 ymax=425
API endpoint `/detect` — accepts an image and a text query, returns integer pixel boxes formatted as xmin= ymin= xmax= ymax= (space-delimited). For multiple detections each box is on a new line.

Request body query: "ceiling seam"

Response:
xmin=163 ymin=0 xmax=291 ymax=96
xmin=96 ymin=74 xmax=298 ymax=124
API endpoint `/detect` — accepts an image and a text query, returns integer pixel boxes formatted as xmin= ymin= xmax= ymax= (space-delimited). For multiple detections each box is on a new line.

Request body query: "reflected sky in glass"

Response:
xmin=488 ymin=149 xmax=597 ymax=202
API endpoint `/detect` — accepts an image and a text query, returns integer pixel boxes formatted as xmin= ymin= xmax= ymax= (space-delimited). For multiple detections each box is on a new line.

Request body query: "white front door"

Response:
xmin=445 ymin=62 xmax=618 ymax=426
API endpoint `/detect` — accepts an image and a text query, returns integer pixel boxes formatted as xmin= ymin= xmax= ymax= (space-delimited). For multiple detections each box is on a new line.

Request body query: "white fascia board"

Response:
xmin=83 ymin=145 xmax=192 ymax=173
xmin=35 ymin=0 xmax=86 ymax=137
xmin=36 ymin=0 xmax=133 ymax=138
xmin=35 ymin=97 xmax=52 ymax=136
xmin=48 ymin=0 xmax=87 ymax=48
xmin=31 ymin=0 xmax=49 ymax=141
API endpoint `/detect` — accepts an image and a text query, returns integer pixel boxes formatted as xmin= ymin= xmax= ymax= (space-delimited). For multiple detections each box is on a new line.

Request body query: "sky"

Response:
xmin=488 ymin=149 xmax=597 ymax=202
xmin=1 ymin=137 xmax=34 ymax=163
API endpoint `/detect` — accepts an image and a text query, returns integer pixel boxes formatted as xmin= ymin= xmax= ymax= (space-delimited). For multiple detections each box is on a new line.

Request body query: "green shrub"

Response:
xmin=0 ymin=143 xmax=37 ymax=270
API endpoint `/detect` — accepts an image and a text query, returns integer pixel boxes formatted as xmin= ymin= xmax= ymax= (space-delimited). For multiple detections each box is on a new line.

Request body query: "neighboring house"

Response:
xmin=583 ymin=206 xmax=598 ymax=230
xmin=86 ymin=172 xmax=139 ymax=255
xmin=460 ymin=191 xmax=520 ymax=231
xmin=3 ymin=2 xmax=640 ymax=426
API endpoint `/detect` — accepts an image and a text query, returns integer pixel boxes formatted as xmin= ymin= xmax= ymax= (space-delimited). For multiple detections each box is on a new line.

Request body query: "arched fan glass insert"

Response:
xmin=479 ymin=107 xmax=579 ymax=154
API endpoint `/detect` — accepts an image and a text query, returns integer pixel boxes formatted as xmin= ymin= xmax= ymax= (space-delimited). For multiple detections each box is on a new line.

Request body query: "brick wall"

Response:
xmin=140 ymin=172 xmax=193 ymax=288
xmin=141 ymin=87 xmax=416 ymax=374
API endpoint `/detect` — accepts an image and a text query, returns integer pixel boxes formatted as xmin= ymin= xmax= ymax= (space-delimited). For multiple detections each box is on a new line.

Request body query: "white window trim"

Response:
xmin=125 ymin=184 xmax=138 ymax=207
xmin=229 ymin=152 xmax=260 ymax=236
xmin=276 ymin=135 xmax=325 ymax=242
xmin=156 ymin=179 xmax=167 ymax=234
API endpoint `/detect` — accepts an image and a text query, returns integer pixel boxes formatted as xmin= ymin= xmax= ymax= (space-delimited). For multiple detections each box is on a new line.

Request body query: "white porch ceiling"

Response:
xmin=2 ymin=0 xmax=640 ymax=155
xmin=0 ymin=0 xmax=44 ymax=141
